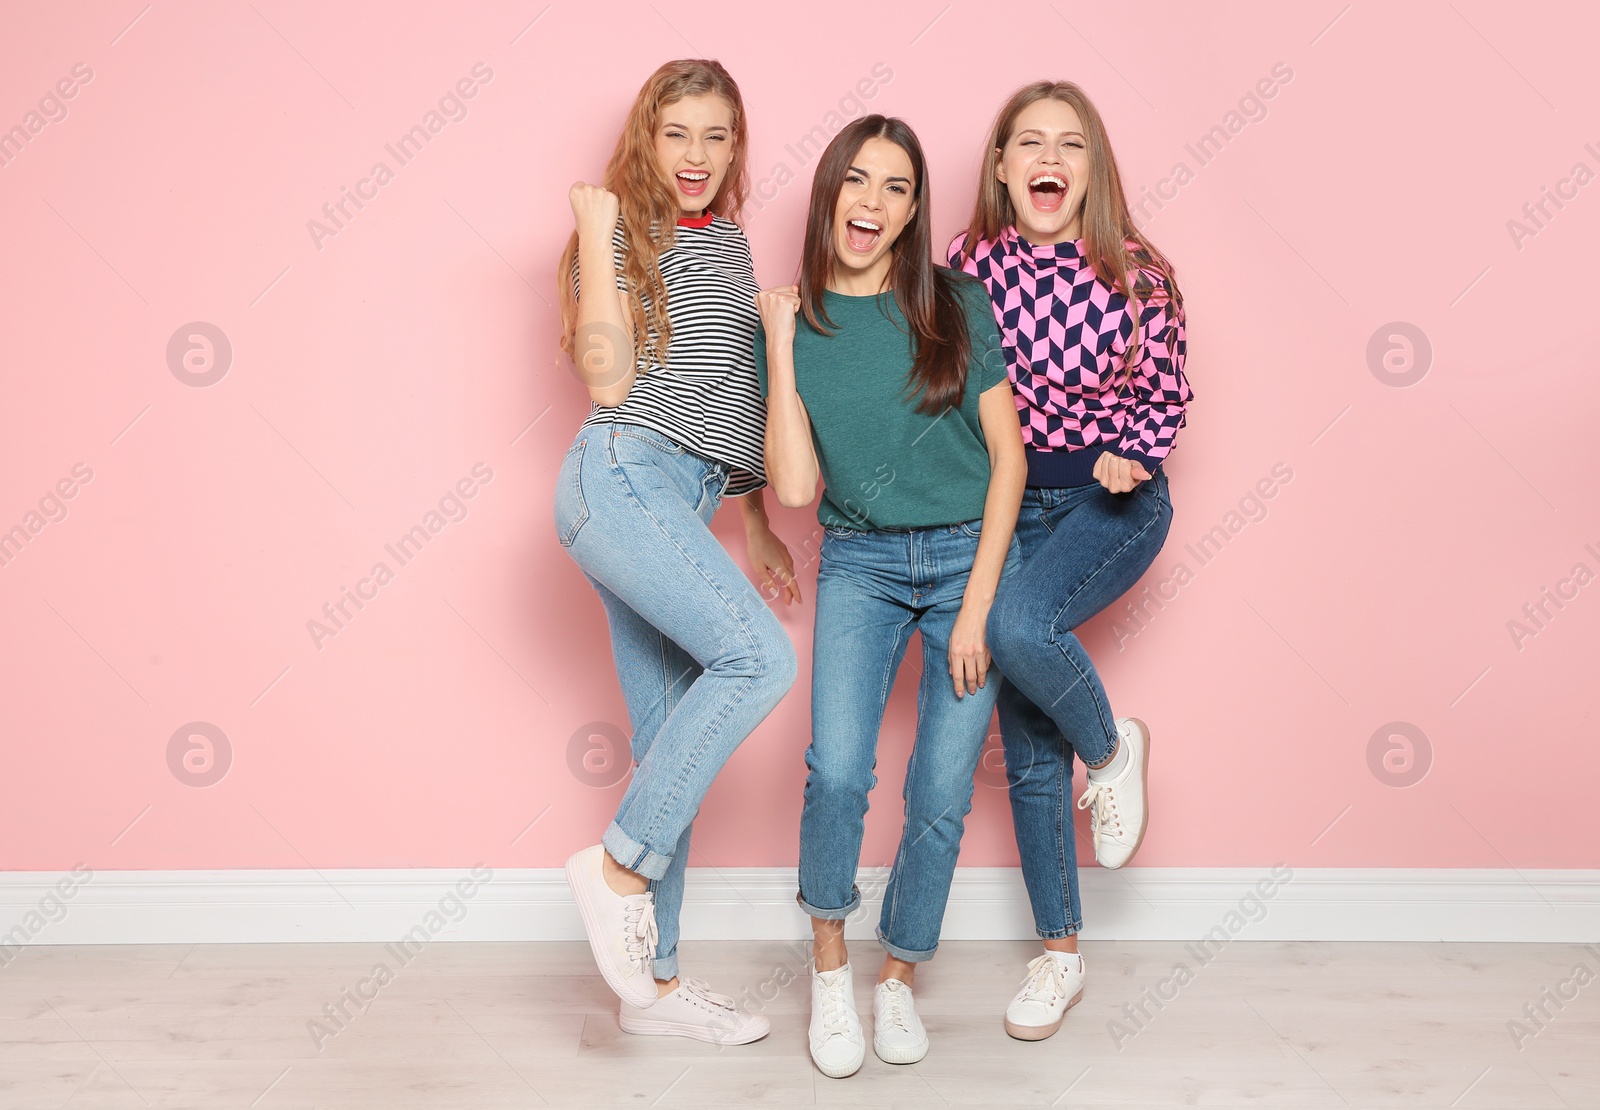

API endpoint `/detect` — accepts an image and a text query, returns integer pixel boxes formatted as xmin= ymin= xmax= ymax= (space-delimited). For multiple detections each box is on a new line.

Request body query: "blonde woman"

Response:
xmin=554 ymin=59 xmax=800 ymax=1045
xmin=949 ymin=80 xmax=1194 ymax=1041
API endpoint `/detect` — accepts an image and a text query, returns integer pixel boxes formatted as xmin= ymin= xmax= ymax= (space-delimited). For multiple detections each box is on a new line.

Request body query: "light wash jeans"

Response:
xmin=797 ymin=519 xmax=1021 ymax=962
xmin=553 ymin=421 xmax=798 ymax=979
xmin=986 ymin=469 xmax=1172 ymax=937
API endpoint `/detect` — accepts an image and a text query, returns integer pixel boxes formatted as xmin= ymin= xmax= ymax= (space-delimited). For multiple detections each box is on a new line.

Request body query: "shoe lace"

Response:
xmin=878 ymin=981 xmax=914 ymax=1034
xmin=1017 ymin=954 xmax=1069 ymax=1003
xmin=621 ymin=894 xmax=658 ymax=972
xmin=1077 ymin=780 xmax=1123 ymax=844
xmin=817 ymin=975 xmax=854 ymax=1038
xmin=679 ymin=977 xmax=737 ymax=1015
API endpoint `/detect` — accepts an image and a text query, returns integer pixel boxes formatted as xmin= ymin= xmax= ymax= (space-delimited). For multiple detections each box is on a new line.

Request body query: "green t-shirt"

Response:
xmin=755 ymin=271 xmax=1010 ymax=530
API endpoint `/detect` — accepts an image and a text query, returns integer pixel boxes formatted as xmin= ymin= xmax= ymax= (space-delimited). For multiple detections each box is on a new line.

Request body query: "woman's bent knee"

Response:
xmin=762 ymin=621 xmax=799 ymax=692
xmin=707 ymin=608 xmax=797 ymax=703
xmin=987 ymin=592 xmax=1037 ymax=671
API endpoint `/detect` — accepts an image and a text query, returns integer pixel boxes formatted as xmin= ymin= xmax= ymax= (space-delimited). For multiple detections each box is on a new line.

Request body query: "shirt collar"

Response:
xmin=1004 ymin=223 xmax=1083 ymax=261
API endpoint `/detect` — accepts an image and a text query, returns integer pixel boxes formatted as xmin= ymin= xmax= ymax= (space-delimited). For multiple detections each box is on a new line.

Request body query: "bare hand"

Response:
xmin=948 ymin=602 xmax=992 ymax=698
xmin=748 ymin=523 xmax=802 ymax=606
xmin=755 ymin=286 xmax=801 ymax=346
xmin=569 ymin=182 xmax=620 ymax=240
xmin=1093 ymin=452 xmax=1151 ymax=494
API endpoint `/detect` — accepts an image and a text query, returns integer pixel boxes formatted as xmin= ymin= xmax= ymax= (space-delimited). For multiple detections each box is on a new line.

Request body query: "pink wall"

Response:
xmin=2 ymin=1 xmax=1595 ymax=875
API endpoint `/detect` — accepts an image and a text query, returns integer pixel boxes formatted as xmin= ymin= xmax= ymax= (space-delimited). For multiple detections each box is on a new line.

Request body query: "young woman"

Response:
xmin=948 ymin=81 xmax=1194 ymax=1041
xmin=757 ymin=115 xmax=1026 ymax=1077
xmin=553 ymin=59 xmax=801 ymax=1046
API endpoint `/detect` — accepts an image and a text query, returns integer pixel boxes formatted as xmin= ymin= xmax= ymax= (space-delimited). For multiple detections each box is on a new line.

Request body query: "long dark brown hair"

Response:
xmin=798 ymin=115 xmax=972 ymax=415
xmin=952 ymin=81 xmax=1183 ymax=389
xmin=556 ymin=59 xmax=752 ymax=367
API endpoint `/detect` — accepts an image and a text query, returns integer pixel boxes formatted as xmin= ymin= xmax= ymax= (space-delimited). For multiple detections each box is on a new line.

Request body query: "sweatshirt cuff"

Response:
xmin=1117 ymin=446 xmax=1164 ymax=476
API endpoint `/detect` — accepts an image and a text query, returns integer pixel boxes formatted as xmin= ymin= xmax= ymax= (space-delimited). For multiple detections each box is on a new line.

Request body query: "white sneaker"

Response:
xmin=619 ymin=977 xmax=771 ymax=1044
xmin=564 ymin=844 xmax=659 ymax=1007
xmin=1077 ymin=717 xmax=1151 ymax=869
xmin=1004 ymin=951 xmax=1085 ymax=1040
xmin=872 ymin=978 xmax=928 ymax=1064
xmin=809 ymin=964 xmax=865 ymax=1078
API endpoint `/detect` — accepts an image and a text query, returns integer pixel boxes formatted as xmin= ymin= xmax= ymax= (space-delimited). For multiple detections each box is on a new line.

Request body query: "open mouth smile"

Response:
xmin=676 ymin=169 xmax=710 ymax=197
xmin=844 ymin=217 xmax=883 ymax=253
xmin=1028 ymin=172 xmax=1068 ymax=213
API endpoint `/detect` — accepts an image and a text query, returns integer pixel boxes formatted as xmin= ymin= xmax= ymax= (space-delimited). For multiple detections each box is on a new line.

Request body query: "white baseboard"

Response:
xmin=3 ymin=867 xmax=1598 ymax=948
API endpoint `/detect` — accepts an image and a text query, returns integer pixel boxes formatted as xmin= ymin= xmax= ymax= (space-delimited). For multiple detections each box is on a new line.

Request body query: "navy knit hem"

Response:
xmin=1024 ymin=445 xmax=1163 ymax=488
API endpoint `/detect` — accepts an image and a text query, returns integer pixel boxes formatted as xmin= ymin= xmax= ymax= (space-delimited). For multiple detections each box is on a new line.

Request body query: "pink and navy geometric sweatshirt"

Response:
xmin=948 ymin=226 xmax=1193 ymax=488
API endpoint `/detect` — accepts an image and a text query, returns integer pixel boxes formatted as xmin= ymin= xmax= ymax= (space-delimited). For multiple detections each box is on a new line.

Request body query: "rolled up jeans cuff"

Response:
xmin=602 ymin=821 xmax=672 ymax=882
xmin=876 ymin=927 xmax=937 ymax=963
xmin=796 ymin=883 xmax=861 ymax=921
xmin=651 ymin=950 xmax=679 ymax=981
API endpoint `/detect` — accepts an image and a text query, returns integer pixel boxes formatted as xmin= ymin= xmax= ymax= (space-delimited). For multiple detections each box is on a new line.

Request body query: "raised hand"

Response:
xmin=569 ymin=182 xmax=620 ymax=240
xmin=754 ymin=285 xmax=801 ymax=346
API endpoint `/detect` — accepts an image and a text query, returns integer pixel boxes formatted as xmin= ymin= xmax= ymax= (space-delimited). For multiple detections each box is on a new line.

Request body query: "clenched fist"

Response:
xmin=569 ymin=182 xmax=620 ymax=240
xmin=1092 ymin=451 xmax=1152 ymax=494
xmin=755 ymin=285 xmax=801 ymax=346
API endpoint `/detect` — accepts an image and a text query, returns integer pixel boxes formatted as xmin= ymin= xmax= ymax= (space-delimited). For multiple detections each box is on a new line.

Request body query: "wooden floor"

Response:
xmin=1 ymin=939 xmax=1595 ymax=1108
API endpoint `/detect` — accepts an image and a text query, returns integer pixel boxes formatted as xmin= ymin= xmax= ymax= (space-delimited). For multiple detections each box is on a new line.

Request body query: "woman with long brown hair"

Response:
xmin=949 ymin=80 xmax=1194 ymax=1041
xmin=757 ymin=114 xmax=1025 ymax=1076
xmin=553 ymin=58 xmax=800 ymax=1045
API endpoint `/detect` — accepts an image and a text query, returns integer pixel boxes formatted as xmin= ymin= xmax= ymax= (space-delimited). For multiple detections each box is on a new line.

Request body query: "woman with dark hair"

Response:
xmin=757 ymin=114 xmax=1025 ymax=1076
xmin=949 ymin=80 xmax=1193 ymax=1042
xmin=554 ymin=59 xmax=800 ymax=1045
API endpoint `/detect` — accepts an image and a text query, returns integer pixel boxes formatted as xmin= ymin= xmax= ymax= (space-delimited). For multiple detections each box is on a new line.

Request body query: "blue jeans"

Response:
xmin=987 ymin=469 xmax=1172 ymax=938
xmin=797 ymin=519 xmax=1022 ymax=962
xmin=553 ymin=422 xmax=798 ymax=980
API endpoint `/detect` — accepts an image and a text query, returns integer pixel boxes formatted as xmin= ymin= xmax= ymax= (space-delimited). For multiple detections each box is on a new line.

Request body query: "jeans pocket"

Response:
xmin=957 ymin=518 xmax=984 ymax=539
xmin=697 ymin=464 xmax=730 ymax=517
xmin=1001 ymin=538 xmax=1025 ymax=585
xmin=612 ymin=426 xmax=687 ymax=456
xmin=554 ymin=438 xmax=590 ymax=548
xmin=1151 ymin=466 xmax=1171 ymax=508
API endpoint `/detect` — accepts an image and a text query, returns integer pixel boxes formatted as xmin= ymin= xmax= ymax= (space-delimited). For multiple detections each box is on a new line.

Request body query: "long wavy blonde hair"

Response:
xmin=557 ymin=60 xmax=751 ymax=367
xmin=953 ymin=81 xmax=1183 ymax=388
